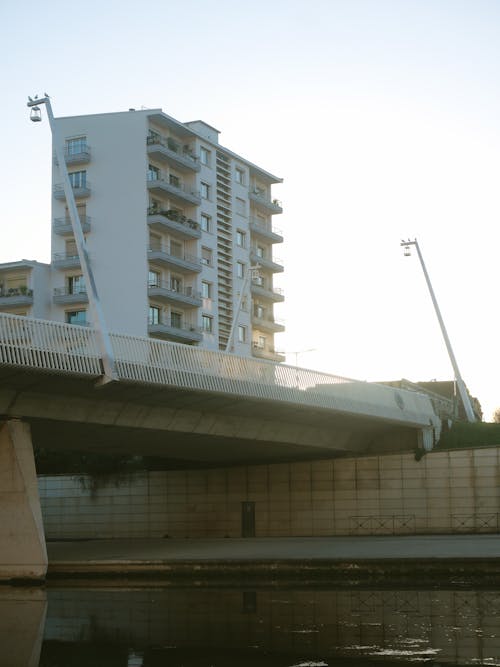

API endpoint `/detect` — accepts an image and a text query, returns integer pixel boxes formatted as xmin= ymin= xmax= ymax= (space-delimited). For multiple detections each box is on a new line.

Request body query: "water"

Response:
xmin=1 ymin=584 xmax=499 ymax=666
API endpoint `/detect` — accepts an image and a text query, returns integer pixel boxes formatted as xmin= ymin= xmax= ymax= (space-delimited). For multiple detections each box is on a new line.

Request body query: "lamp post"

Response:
xmin=287 ymin=348 xmax=316 ymax=387
xmin=401 ymin=238 xmax=475 ymax=422
xmin=27 ymin=94 xmax=117 ymax=384
xmin=225 ymin=264 xmax=261 ymax=353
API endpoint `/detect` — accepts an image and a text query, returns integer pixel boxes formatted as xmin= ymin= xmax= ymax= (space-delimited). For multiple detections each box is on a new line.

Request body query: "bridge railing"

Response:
xmin=0 ymin=313 xmax=101 ymax=376
xmin=0 ymin=313 xmax=436 ymax=425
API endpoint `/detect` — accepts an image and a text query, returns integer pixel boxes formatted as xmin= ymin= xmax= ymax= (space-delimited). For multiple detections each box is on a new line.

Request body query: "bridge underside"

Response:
xmin=0 ymin=366 xmax=422 ymax=467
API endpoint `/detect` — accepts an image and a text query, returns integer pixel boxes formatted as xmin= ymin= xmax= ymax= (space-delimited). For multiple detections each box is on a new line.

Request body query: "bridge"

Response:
xmin=0 ymin=312 xmax=441 ymax=580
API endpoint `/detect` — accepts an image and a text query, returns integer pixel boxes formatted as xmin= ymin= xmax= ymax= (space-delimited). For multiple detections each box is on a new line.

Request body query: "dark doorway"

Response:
xmin=241 ymin=501 xmax=255 ymax=537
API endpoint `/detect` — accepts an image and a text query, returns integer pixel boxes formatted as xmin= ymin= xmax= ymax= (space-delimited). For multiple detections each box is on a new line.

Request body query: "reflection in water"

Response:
xmin=0 ymin=587 xmax=47 ymax=667
xmin=1 ymin=585 xmax=499 ymax=666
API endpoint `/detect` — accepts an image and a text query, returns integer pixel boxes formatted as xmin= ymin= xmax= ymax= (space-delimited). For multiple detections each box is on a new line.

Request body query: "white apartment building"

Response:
xmin=0 ymin=108 xmax=285 ymax=361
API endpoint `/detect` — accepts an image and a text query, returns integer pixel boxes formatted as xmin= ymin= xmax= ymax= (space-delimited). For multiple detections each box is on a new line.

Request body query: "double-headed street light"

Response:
xmin=27 ymin=95 xmax=117 ymax=383
xmin=401 ymin=238 xmax=475 ymax=422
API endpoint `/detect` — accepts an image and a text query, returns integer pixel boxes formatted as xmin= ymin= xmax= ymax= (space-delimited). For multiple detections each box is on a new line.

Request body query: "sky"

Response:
xmin=1 ymin=0 xmax=499 ymax=419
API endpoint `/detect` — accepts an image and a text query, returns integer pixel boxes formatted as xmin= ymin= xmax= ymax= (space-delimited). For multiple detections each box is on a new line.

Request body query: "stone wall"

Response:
xmin=38 ymin=446 xmax=500 ymax=539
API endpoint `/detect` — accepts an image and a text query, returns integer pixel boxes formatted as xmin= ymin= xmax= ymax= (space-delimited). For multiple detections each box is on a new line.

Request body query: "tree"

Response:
xmin=493 ymin=407 xmax=500 ymax=423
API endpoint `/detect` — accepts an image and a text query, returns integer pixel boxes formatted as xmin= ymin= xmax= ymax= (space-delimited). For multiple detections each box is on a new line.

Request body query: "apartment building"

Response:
xmin=0 ymin=108 xmax=285 ymax=361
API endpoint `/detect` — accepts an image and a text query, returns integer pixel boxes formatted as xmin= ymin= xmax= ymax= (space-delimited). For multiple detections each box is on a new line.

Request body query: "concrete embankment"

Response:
xmin=46 ymin=535 xmax=500 ymax=587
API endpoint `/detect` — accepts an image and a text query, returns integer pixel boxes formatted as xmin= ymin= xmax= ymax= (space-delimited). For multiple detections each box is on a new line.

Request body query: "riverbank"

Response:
xmin=46 ymin=534 xmax=500 ymax=587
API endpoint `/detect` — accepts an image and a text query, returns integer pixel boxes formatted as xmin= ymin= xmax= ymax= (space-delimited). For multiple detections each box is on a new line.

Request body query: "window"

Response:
xmin=170 ymin=240 xmax=183 ymax=258
xmin=148 ymin=270 xmax=160 ymax=287
xmin=66 ymin=310 xmax=86 ymax=325
xmin=148 ymin=306 xmax=160 ymax=325
xmin=255 ymin=304 xmax=265 ymax=319
xmin=256 ymin=245 xmax=265 ymax=258
xmin=200 ymin=213 xmax=211 ymax=232
xmin=258 ymin=335 xmax=266 ymax=348
xmin=169 ymin=173 xmax=180 ymax=188
xmin=235 ymin=168 xmax=245 ymax=185
xmin=65 ymin=239 xmax=77 ymax=257
xmin=67 ymin=274 xmax=85 ymax=294
xmin=148 ymin=164 xmax=160 ymax=181
xmin=200 ymin=147 xmax=210 ymax=166
xmin=171 ymin=311 xmax=182 ymax=328
xmin=202 ymin=315 xmax=213 ymax=332
xmin=69 ymin=171 xmax=86 ymax=188
xmin=235 ymin=197 xmax=246 ymax=215
xmin=236 ymin=261 xmax=245 ymax=279
xmin=201 ymin=182 xmax=210 ymax=200
xmin=236 ymin=230 xmax=246 ymax=247
xmin=149 ymin=233 xmax=161 ymax=251
xmin=147 ymin=129 xmax=161 ymax=145
xmin=201 ymin=247 xmax=212 ymax=266
xmin=66 ymin=137 xmax=87 ymax=155
xmin=171 ymin=276 xmax=182 ymax=292
xmin=201 ymin=281 xmax=211 ymax=299
xmin=238 ymin=325 xmax=246 ymax=343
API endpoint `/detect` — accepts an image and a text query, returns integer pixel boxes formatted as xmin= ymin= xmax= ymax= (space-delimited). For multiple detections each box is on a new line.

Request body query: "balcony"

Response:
xmin=148 ymin=243 xmax=202 ymax=274
xmin=249 ymin=190 xmax=283 ymax=214
xmin=148 ymin=318 xmax=203 ymax=344
xmin=52 ymin=252 xmax=81 ymax=270
xmin=147 ymin=175 xmax=201 ymax=206
xmin=53 ymin=286 xmax=88 ymax=305
xmin=250 ymin=250 xmax=284 ymax=273
xmin=147 ymin=208 xmax=201 ymax=240
xmin=64 ymin=145 xmax=91 ymax=166
xmin=147 ymin=136 xmax=200 ymax=173
xmin=148 ymin=281 xmax=202 ymax=308
xmin=249 ymin=218 xmax=283 ymax=244
xmin=251 ymin=342 xmax=285 ymax=363
xmin=0 ymin=286 xmax=33 ymax=308
xmin=251 ymin=313 xmax=285 ymax=333
xmin=53 ymin=215 xmax=91 ymax=236
xmin=53 ymin=182 xmax=91 ymax=200
xmin=250 ymin=282 xmax=285 ymax=302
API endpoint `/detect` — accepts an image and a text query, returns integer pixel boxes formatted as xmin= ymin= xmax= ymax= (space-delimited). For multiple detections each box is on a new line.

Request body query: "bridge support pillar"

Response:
xmin=0 ymin=420 xmax=47 ymax=582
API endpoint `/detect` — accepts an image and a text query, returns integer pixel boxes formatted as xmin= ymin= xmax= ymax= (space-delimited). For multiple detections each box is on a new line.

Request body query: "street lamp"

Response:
xmin=27 ymin=94 xmax=117 ymax=384
xmin=400 ymin=238 xmax=475 ymax=422
xmin=286 ymin=348 xmax=316 ymax=388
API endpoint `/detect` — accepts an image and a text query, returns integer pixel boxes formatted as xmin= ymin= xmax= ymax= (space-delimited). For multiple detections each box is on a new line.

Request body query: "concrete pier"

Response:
xmin=0 ymin=420 xmax=47 ymax=581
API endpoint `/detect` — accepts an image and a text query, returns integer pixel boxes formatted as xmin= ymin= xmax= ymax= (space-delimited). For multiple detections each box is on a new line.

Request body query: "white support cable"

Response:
xmin=27 ymin=95 xmax=117 ymax=383
xmin=401 ymin=238 xmax=476 ymax=422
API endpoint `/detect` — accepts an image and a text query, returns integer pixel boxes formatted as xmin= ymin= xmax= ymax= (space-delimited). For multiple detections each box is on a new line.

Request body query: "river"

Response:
xmin=1 ymin=584 xmax=499 ymax=666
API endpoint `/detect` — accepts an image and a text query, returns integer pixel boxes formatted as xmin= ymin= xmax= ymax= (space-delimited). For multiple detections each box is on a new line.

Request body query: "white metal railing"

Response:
xmin=0 ymin=313 xmax=100 ymax=375
xmin=0 ymin=312 xmax=437 ymax=426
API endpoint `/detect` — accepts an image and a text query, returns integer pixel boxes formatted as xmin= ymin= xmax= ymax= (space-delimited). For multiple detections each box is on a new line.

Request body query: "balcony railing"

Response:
xmin=146 ymin=136 xmax=199 ymax=172
xmin=64 ymin=145 xmax=91 ymax=165
xmin=53 ymin=216 xmax=91 ymax=235
xmin=251 ymin=342 xmax=286 ymax=362
xmin=52 ymin=253 xmax=81 ymax=269
xmin=249 ymin=190 xmax=283 ymax=214
xmin=148 ymin=281 xmax=202 ymax=307
xmin=147 ymin=175 xmax=201 ymax=205
xmin=148 ymin=244 xmax=202 ymax=273
xmin=148 ymin=318 xmax=203 ymax=343
xmin=0 ymin=287 xmax=33 ymax=298
xmin=250 ymin=250 xmax=284 ymax=272
xmin=250 ymin=282 xmax=285 ymax=302
xmin=53 ymin=286 xmax=88 ymax=305
xmin=249 ymin=218 xmax=283 ymax=243
xmin=147 ymin=208 xmax=201 ymax=239
xmin=251 ymin=314 xmax=285 ymax=333
xmin=53 ymin=182 xmax=91 ymax=200
xmin=0 ymin=286 xmax=34 ymax=307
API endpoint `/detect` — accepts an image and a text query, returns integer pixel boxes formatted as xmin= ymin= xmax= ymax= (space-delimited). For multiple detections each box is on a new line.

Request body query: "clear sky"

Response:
xmin=1 ymin=0 xmax=499 ymax=419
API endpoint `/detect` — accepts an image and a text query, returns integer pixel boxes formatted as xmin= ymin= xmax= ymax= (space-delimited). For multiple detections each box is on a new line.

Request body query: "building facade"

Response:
xmin=1 ymin=108 xmax=285 ymax=361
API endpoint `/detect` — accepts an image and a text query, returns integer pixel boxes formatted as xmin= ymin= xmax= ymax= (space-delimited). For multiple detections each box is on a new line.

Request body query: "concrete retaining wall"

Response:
xmin=38 ymin=446 xmax=500 ymax=539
